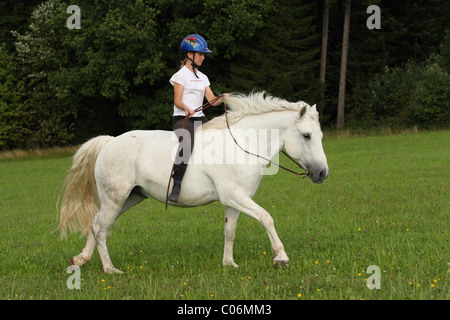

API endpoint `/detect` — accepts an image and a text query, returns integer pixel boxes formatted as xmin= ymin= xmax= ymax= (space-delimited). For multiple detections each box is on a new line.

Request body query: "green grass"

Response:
xmin=0 ymin=131 xmax=448 ymax=300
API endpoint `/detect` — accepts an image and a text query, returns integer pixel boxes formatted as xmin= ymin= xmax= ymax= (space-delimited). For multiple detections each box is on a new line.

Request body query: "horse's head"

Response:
xmin=284 ymin=104 xmax=329 ymax=184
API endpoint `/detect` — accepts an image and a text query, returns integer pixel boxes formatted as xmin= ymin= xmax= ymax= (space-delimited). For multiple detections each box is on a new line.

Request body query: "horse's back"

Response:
xmin=98 ymin=130 xmax=176 ymax=164
xmin=95 ymin=130 xmax=173 ymax=187
xmin=96 ymin=130 xmax=217 ymax=206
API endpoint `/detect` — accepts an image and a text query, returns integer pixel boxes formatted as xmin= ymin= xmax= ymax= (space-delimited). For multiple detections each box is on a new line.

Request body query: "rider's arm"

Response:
xmin=174 ymin=82 xmax=195 ymax=117
xmin=205 ymin=86 xmax=223 ymax=106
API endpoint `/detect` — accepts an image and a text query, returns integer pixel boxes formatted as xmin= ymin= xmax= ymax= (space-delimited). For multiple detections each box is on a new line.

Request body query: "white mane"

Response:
xmin=202 ymin=92 xmax=317 ymax=130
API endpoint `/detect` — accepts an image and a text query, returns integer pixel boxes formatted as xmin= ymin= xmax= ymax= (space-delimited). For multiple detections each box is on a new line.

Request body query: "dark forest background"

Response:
xmin=1 ymin=0 xmax=449 ymax=150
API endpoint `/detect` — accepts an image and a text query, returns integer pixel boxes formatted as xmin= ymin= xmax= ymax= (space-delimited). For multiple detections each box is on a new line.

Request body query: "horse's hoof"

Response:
xmin=223 ymin=260 xmax=239 ymax=268
xmin=225 ymin=262 xmax=239 ymax=268
xmin=273 ymin=260 xmax=291 ymax=269
xmin=104 ymin=267 xmax=123 ymax=274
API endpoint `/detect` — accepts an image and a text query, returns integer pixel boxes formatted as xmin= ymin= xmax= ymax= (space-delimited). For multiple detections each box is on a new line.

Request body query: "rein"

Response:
xmin=165 ymin=95 xmax=312 ymax=209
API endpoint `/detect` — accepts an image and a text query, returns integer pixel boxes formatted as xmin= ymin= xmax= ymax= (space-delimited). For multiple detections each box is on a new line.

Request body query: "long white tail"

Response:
xmin=57 ymin=135 xmax=113 ymax=238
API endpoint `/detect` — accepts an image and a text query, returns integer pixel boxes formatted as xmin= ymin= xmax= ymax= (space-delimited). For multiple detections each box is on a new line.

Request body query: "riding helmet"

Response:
xmin=180 ymin=34 xmax=212 ymax=54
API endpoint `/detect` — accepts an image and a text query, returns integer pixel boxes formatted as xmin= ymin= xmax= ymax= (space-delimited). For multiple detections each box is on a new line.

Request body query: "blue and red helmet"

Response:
xmin=180 ymin=34 xmax=212 ymax=54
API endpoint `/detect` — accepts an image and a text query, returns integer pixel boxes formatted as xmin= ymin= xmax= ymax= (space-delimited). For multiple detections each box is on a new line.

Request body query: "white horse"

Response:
xmin=58 ymin=92 xmax=328 ymax=274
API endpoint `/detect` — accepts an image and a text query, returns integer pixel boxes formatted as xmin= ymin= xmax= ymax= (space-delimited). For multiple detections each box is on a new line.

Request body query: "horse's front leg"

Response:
xmin=225 ymin=195 xmax=290 ymax=267
xmin=223 ymin=206 xmax=240 ymax=268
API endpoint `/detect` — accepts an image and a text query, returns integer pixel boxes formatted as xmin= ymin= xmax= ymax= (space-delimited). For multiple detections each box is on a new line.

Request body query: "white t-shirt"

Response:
xmin=169 ymin=66 xmax=211 ymax=117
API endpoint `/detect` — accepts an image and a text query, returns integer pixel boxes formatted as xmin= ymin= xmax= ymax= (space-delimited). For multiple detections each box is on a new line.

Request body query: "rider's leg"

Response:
xmin=168 ymin=117 xmax=195 ymax=202
xmin=168 ymin=116 xmax=208 ymax=202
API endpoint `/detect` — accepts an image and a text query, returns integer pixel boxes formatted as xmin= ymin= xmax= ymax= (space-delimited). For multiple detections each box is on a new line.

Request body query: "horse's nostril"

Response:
xmin=319 ymin=170 xmax=326 ymax=179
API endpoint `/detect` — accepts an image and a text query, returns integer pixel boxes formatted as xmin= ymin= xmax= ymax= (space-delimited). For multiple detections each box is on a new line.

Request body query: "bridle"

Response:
xmin=165 ymin=94 xmax=312 ymax=208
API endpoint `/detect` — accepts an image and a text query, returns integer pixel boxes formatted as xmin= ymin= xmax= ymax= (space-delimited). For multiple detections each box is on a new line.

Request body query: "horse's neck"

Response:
xmin=236 ymin=110 xmax=298 ymax=156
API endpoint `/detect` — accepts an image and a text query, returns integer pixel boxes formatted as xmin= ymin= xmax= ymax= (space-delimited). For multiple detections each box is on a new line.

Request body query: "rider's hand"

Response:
xmin=185 ymin=108 xmax=195 ymax=118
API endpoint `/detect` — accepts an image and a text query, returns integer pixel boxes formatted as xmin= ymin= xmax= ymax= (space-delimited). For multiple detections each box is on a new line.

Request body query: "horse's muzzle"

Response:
xmin=309 ymin=165 xmax=328 ymax=184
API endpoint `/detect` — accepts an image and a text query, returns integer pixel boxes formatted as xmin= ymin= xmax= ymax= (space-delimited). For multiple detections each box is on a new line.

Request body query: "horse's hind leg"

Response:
xmin=91 ymin=189 xmax=146 ymax=274
xmin=91 ymin=204 xmax=123 ymax=274
xmin=70 ymin=231 xmax=96 ymax=268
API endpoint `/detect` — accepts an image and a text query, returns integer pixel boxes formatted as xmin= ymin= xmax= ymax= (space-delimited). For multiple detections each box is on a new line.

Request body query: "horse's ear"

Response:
xmin=311 ymin=104 xmax=317 ymax=111
xmin=299 ymin=106 xmax=307 ymax=118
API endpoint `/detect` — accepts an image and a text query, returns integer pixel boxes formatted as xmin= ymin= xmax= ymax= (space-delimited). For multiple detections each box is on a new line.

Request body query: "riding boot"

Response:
xmin=168 ymin=179 xmax=182 ymax=203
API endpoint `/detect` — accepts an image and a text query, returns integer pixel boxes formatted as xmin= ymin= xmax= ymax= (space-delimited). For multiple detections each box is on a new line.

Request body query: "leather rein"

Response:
xmin=165 ymin=94 xmax=312 ymax=209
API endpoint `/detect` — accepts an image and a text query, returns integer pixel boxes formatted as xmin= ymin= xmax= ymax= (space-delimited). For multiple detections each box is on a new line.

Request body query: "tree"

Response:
xmin=0 ymin=44 xmax=26 ymax=150
xmin=336 ymin=0 xmax=351 ymax=129
xmin=228 ymin=0 xmax=320 ymax=103
xmin=11 ymin=0 xmax=273 ymax=147
xmin=0 ymin=0 xmax=42 ymax=52
xmin=319 ymin=0 xmax=330 ymax=104
xmin=13 ymin=1 xmax=76 ymax=148
xmin=5 ymin=0 xmax=450 ymax=149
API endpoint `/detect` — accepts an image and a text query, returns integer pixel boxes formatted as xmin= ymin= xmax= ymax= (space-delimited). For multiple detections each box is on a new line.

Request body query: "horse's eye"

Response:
xmin=303 ymin=133 xmax=311 ymax=140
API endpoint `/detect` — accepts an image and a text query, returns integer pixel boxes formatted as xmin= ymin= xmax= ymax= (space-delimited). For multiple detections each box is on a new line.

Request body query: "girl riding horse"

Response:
xmin=168 ymin=34 xmax=223 ymax=202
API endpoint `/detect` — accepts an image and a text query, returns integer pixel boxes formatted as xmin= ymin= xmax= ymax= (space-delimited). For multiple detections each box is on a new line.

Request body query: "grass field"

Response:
xmin=0 ymin=130 xmax=448 ymax=300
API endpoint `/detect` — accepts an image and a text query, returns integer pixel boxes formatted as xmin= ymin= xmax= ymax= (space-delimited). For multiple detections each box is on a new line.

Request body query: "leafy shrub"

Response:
xmin=0 ymin=45 xmax=26 ymax=150
xmin=349 ymin=54 xmax=450 ymax=130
